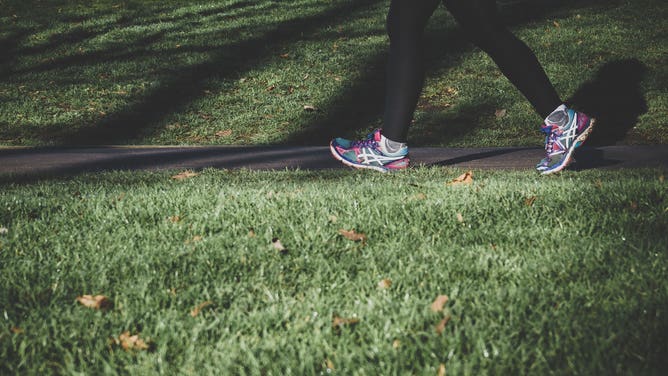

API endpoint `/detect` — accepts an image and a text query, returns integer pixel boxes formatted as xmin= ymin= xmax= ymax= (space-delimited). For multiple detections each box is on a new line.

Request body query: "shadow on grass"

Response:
xmin=1 ymin=0 xmax=385 ymax=145
xmin=568 ymin=58 xmax=648 ymax=146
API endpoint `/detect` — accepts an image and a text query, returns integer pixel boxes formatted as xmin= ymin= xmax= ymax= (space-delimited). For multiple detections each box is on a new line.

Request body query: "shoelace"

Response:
xmin=350 ymin=133 xmax=378 ymax=148
xmin=542 ymin=126 xmax=563 ymax=157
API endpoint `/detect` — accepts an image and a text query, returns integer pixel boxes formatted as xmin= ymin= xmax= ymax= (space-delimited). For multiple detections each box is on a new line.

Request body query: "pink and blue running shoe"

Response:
xmin=330 ymin=129 xmax=409 ymax=172
xmin=536 ymin=109 xmax=595 ymax=175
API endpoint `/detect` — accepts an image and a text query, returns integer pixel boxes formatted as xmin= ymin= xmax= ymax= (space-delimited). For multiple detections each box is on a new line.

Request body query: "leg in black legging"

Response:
xmin=382 ymin=0 xmax=439 ymax=143
xmin=382 ymin=0 xmax=563 ymax=143
xmin=444 ymin=0 xmax=562 ymax=119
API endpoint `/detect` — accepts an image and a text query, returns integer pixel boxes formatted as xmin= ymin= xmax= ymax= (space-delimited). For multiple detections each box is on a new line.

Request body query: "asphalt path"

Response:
xmin=0 ymin=145 xmax=666 ymax=181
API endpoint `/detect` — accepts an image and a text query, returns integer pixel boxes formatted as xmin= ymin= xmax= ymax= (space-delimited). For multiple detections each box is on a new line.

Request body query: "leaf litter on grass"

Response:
xmin=171 ymin=170 xmax=199 ymax=180
xmin=113 ymin=331 xmax=150 ymax=352
xmin=447 ymin=171 xmax=473 ymax=186
xmin=431 ymin=295 xmax=449 ymax=312
xmin=338 ymin=229 xmax=367 ymax=242
xmin=76 ymin=295 xmax=113 ymax=310
xmin=190 ymin=301 xmax=213 ymax=317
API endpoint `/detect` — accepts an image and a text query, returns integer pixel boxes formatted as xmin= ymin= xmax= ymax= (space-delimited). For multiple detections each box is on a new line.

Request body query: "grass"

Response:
xmin=1 ymin=168 xmax=667 ymax=374
xmin=0 ymin=0 xmax=666 ymax=147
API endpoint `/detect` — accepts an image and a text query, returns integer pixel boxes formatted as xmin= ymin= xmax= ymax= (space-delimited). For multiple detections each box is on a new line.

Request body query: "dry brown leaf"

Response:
xmin=171 ymin=170 xmax=199 ymax=180
xmin=659 ymin=174 xmax=665 ymax=183
xmin=10 ymin=327 xmax=23 ymax=334
xmin=413 ymin=193 xmax=427 ymax=200
xmin=215 ymin=129 xmax=232 ymax=138
xmin=553 ymin=20 xmax=561 ymax=28
xmin=272 ymin=237 xmax=288 ymax=253
xmin=190 ymin=301 xmax=213 ymax=317
xmin=431 ymin=295 xmax=449 ymax=313
xmin=378 ymin=278 xmax=392 ymax=289
xmin=494 ymin=109 xmax=507 ymax=118
xmin=279 ymin=53 xmax=290 ymax=58
xmin=447 ymin=171 xmax=473 ymax=186
xmin=524 ymin=196 xmax=537 ymax=206
xmin=435 ymin=315 xmax=451 ymax=335
xmin=392 ymin=339 xmax=401 ymax=349
xmin=325 ymin=358 xmax=335 ymax=371
xmin=438 ymin=363 xmax=446 ymax=376
xmin=456 ymin=213 xmax=464 ymax=223
xmin=303 ymin=104 xmax=317 ymax=112
xmin=192 ymin=235 xmax=203 ymax=242
xmin=248 ymin=228 xmax=256 ymax=237
xmin=118 ymin=331 xmax=150 ymax=351
xmin=76 ymin=294 xmax=113 ymax=310
xmin=332 ymin=314 xmax=360 ymax=330
xmin=168 ymin=215 xmax=181 ymax=223
xmin=629 ymin=201 xmax=638 ymax=211
xmin=339 ymin=229 xmax=367 ymax=242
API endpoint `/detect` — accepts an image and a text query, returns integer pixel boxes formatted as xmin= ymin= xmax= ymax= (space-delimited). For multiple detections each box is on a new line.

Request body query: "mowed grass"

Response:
xmin=1 ymin=168 xmax=666 ymax=374
xmin=1 ymin=0 xmax=666 ymax=147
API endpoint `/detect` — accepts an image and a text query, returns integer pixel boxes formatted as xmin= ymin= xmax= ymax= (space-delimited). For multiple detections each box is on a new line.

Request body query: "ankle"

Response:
xmin=379 ymin=134 xmax=407 ymax=155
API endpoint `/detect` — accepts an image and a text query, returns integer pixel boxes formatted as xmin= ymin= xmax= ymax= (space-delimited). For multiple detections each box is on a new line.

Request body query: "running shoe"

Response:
xmin=329 ymin=129 xmax=409 ymax=172
xmin=537 ymin=109 xmax=595 ymax=175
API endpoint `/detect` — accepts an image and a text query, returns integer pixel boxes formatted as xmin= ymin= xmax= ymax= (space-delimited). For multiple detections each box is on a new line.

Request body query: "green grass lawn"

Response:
xmin=1 ymin=168 xmax=667 ymax=374
xmin=1 ymin=0 xmax=666 ymax=147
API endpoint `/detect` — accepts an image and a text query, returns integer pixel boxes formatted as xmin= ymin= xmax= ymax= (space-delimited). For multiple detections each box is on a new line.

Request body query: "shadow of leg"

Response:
xmin=568 ymin=58 xmax=648 ymax=146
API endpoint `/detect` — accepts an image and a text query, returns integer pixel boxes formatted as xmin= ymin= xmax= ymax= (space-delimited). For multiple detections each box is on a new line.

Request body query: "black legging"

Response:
xmin=383 ymin=0 xmax=562 ymax=142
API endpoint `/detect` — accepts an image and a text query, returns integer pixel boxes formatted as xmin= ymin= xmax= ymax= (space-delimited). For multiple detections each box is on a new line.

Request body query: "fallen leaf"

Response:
xmin=117 ymin=331 xmax=150 ymax=351
xmin=412 ymin=193 xmax=427 ymax=200
xmin=0 ymin=227 xmax=7 ymax=235
xmin=325 ymin=358 xmax=335 ymax=372
xmin=272 ymin=237 xmax=288 ymax=253
xmin=438 ymin=363 xmax=446 ymax=376
xmin=332 ymin=315 xmax=360 ymax=331
xmin=594 ymin=179 xmax=603 ymax=189
xmin=10 ymin=327 xmax=23 ymax=334
xmin=392 ymin=339 xmax=401 ymax=349
xmin=248 ymin=228 xmax=256 ymax=237
xmin=378 ymin=278 xmax=392 ymax=289
xmin=659 ymin=175 xmax=664 ymax=183
xmin=76 ymin=295 xmax=113 ymax=310
xmin=279 ymin=53 xmax=289 ymax=58
xmin=447 ymin=171 xmax=473 ymax=186
xmin=431 ymin=295 xmax=449 ymax=313
xmin=435 ymin=315 xmax=451 ymax=335
xmin=215 ymin=129 xmax=232 ymax=137
xmin=553 ymin=20 xmax=561 ymax=28
xmin=171 ymin=170 xmax=199 ymax=180
xmin=339 ymin=229 xmax=367 ymax=242
xmin=303 ymin=104 xmax=317 ymax=111
xmin=494 ymin=109 xmax=507 ymax=118
xmin=456 ymin=213 xmax=464 ymax=223
xmin=168 ymin=215 xmax=181 ymax=223
xmin=328 ymin=215 xmax=338 ymax=223
xmin=185 ymin=235 xmax=203 ymax=244
xmin=190 ymin=301 xmax=213 ymax=317
xmin=524 ymin=196 xmax=537 ymax=206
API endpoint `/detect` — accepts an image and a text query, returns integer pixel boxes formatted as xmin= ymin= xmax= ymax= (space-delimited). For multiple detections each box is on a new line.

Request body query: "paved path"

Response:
xmin=1 ymin=145 xmax=666 ymax=179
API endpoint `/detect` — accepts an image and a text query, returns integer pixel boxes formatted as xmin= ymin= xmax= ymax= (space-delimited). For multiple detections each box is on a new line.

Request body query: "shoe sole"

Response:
xmin=542 ymin=118 xmax=596 ymax=175
xmin=329 ymin=141 xmax=403 ymax=173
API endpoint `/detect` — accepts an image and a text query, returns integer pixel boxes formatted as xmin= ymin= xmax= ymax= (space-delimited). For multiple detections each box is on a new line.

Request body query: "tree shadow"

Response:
xmin=567 ymin=58 xmax=648 ymax=146
xmin=58 ymin=0 xmax=384 ymax=145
